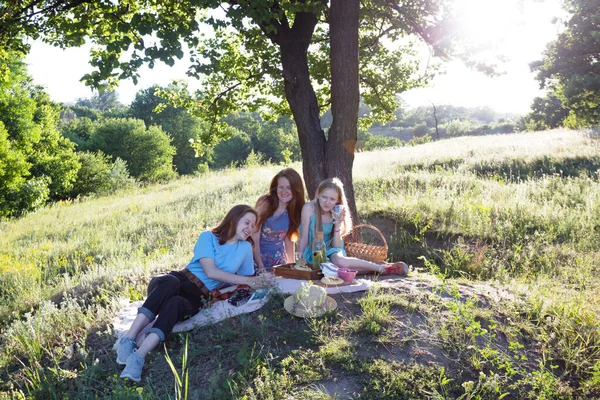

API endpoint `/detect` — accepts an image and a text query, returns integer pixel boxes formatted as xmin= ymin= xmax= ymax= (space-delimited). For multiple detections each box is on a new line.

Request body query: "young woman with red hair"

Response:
xmin=252 ymin=168 xmax=306 ymax=272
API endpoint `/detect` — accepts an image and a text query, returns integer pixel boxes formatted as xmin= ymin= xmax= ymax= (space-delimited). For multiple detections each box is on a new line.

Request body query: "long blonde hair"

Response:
xmin=313 ymin=177 xmax=353 ymax=237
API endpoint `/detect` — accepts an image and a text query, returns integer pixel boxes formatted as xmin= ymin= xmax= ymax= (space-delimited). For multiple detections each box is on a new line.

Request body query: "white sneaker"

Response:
xmin=116 ymin=336 xmax=137 ymax=365
xmin=120 ymin=352 xmax=145 ymax=382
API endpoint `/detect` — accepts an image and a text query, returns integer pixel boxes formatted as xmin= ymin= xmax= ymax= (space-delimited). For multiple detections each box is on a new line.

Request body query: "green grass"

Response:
xmin=1 ymin=129 xmax=599 ymax=398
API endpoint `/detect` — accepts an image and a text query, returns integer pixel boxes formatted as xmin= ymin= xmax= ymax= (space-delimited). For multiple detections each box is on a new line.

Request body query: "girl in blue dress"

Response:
xmin=252 ymin=168 xmax=306 ymax=272
xmin=298 ymin=178 xmax=408 ymax=275
xmin=116 ymin=205 xmax=274 ymax=382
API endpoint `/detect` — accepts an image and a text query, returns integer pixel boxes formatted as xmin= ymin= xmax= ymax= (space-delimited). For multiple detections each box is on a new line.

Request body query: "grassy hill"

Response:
xmin=1 ymin=129 xmax=599 ymax=399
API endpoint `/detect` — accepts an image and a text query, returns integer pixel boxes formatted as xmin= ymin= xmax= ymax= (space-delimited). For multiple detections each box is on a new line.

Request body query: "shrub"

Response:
xmin=60 ymin=116 xmax=95 ymax=147
xmin=212 ymin=127 xmax=253 ymax=169
xmin=445 ymin=119 xmax=473 ymax=137
xmin=244 ymin=150 xmax=266 ymax=168
xmin=70 ymin=151 xmax=136 ymax=197
xmin=412 ymin=123 xmax=429 ymax=137
xmin=254 ymin=121 xmax=301 ymax=164
xmin=0 ymin=176 xmax=50 ymax=218
xmin=0 ymin=58 xmax=81 ymax=211
xmin=364 ymin=135 xmax=403 ymax=151
xmin=88 ymin=118 xmax=176 ymax=182
xmin=407 ymin=134 xmax=432 ymax=146
xmin=130 ymin=86 xmax=210 ymax=175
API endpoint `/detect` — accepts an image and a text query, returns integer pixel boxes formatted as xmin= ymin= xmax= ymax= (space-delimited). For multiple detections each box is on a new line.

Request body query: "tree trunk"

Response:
xmin=272 ymin=6 xmax=360 ymax=217
xmin=431 ymin=101 xmax=440 ymax=140
xmin=277 ymin=13 xmax=327 ymax=199
xmin=327 ymin=0 xmax=360 ymax=221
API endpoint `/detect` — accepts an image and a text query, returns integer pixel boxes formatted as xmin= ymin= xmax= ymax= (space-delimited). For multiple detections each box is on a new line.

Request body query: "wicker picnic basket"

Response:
xmin=344 ymin=224 xmax=388 ymax=263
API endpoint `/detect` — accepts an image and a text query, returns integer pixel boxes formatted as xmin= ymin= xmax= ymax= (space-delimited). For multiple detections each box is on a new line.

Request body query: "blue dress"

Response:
xmin=259 ymin=210 xmax=290 ymax=270
xmin=300 ymin=213 xmax=346 ymax=264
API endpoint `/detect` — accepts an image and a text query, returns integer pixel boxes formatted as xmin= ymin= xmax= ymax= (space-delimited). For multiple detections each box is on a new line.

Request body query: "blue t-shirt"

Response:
xmin=185 ymin=231 xmax=254 ymax=290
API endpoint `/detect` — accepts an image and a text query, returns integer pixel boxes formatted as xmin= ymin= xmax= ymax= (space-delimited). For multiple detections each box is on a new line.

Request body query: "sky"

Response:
xmin=25 ymin=0 xmax=565 ymax=115
xmin=401 ymin=0 xmax=565 ymax=115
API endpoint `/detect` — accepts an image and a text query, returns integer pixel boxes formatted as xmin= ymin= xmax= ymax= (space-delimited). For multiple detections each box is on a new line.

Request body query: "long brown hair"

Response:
xmin=212 ymin=204 xmax=258 ymax=245
xmin=314 ymin=178 xmax=353 ymax=237
xmin=255 ymin=168 xmax=306 ymax=242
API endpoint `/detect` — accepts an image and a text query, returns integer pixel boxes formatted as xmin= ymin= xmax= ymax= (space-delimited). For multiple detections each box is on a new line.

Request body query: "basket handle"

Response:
xmin=350 ymin=224 xmax=388 ymax=247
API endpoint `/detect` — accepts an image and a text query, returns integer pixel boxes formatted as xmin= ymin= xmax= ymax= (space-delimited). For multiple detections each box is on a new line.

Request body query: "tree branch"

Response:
xmin=207 ymin=72 xmax=264 ymax=127
xmin=359 ymin=75 xmax=395 ymax=114
xmin=11 ymin=0 xmax=92 ymax=24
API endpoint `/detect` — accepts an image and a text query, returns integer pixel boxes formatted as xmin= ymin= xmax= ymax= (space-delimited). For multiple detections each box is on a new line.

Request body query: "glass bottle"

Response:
xmin=311 ymin=231 xmax=327 ymax=270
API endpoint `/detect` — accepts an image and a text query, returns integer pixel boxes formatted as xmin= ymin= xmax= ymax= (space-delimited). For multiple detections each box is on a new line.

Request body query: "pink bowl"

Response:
xmin=337 ymin=268 xmax=357 ymax=282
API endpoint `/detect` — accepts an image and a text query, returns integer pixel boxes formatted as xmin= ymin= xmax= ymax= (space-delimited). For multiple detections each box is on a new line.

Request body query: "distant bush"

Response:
xmin=70 ymin=151 xmax=136 ymax=197
xmin=130 ymin=86 xmax=210 ymax=175
xmin=244 ymin=150 xmax=266 ymax=168
xmin=445 ymin=119 xmax=473 ymax=137
xmin=78 ymin=118 xmax=177 ymax=182
xmin=412 ymin=123 xmax=429 ymax=137
xmin=254 ymin=120 xmax=301 ymax=164
xmin=211 ymin=127 xmax=253 ymax=169
xmin=357 ymin=129 xmax=403 ymax=151
xmin=60 ymin=117 xmax=94 ymax=147
xmin=364 ymin=135 xmax=403 ymax=151
xmin=196 ymin=162 xmax=210 ymax=174
xmin=475 ymin=122 xmax=515 ymax=135
xmin=69 ymin=105 xmax=102 ymax=121
xmin=407 ymin=134 xmax=432 ymax=147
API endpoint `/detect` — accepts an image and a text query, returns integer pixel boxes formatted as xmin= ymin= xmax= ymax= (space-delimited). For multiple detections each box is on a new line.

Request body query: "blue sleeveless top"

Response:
xmin=300 ymin=213 xmax=346 ymax=264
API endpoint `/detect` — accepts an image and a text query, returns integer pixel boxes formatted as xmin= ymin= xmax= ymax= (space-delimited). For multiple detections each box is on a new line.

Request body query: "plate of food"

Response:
xmin=293 ymin=258 xmax=312 ymax=271
xmin=319 ymin=276 xmax=345 ymax=286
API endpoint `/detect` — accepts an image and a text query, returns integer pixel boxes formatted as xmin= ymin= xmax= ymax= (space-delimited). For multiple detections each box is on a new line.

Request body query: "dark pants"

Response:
xmin=138 ymin=271 xmax=206 ymax=342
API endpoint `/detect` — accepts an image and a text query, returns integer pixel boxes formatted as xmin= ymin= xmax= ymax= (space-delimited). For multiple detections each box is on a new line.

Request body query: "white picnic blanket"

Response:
xmin=113 ymin=277 xmax=371 ymax=343
xmin=277 ymin=277 xmax=370 ymax=295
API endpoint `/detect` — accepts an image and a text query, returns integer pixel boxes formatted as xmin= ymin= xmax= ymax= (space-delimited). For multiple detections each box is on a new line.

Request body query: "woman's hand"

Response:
xmin=250 ymin=272 xmax=275 ymax=289
xmin=334 ymin=206 xmax=346 ymax=227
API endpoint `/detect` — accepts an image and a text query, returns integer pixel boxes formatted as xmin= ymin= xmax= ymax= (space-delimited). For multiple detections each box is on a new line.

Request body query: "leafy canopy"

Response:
xmin=3 ymin=0 xmax=455 ymax=122
xmin=531 ymin=0 xmax=600 ymax=127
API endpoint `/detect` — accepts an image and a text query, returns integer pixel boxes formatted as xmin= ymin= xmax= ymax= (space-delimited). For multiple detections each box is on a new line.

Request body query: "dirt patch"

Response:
xmin=315 ymin=374 xmax=366 ymax=399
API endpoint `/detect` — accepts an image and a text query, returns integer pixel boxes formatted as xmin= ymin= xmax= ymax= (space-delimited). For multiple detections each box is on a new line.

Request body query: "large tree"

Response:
xmin=0 ymin=53 xmax=80 ymax=217
xmin=530 ymin=0 xmax=600 ymax=128
xmin=2 ymin=0 xmax=454 ymax=215
xmin=523 ymin=94 xmax=570 ymax=131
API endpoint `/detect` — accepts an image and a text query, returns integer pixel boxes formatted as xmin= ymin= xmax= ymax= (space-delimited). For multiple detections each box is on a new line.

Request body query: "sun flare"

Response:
xmin=402 ymin=0 xmax=565 ymax=114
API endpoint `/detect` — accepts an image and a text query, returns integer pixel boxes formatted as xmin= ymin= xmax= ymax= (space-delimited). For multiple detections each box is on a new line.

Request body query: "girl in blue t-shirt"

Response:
xmin=252 ymin=168 xmax=306 ymax=272
xmin=116 ymin=204 xmax=274 ymax=382
xmin=298 ymin=178 xmax=409 ymax=275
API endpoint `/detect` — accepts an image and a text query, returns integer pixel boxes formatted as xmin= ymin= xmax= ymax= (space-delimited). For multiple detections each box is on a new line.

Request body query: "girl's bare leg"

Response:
xmin=330 ymin=253 xmax=385 ymax=274
xmin=330 ymin=253 xmax=408 ymax=275
xmin=135 ymin=332 xmax=160 ymax=358
xmin=124 ymin=313 xmax=151 ymax=340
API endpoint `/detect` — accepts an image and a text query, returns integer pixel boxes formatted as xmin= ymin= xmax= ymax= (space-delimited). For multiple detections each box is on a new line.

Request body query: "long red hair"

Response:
xmin=212 ymin=204 xmax=257 ymax=245
xmin=256 ymin=168 xmax=305 ymax=242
